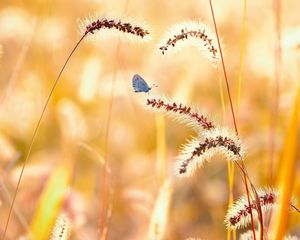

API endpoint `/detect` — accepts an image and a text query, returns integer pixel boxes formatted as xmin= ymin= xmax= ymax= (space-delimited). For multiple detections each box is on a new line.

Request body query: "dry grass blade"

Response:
xmin=270 ymin=85 xmax=299 ymax=240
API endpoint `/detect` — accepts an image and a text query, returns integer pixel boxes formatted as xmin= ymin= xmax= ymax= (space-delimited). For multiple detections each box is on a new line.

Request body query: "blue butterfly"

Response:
xmin=132 ymin=74 xmax=152 ymax=93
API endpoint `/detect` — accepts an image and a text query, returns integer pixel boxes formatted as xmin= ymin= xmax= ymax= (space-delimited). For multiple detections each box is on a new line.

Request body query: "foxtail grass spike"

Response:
xmin=2 ymin=15 xmax=151 ymax=240
xmin=158 ymin=20 xmax=220 ymax=61
xmin=226 ymin=188 xmax=277 ymax=230
xmin=146 ymin=98 xmax=215 ymax=132
xmin=78 ymin=15 xmax=151 ymax=42
xmin=175 ymin=127 xmax=243 ymax=177
xmin=225 ymin=188 xmax=296 ymax=230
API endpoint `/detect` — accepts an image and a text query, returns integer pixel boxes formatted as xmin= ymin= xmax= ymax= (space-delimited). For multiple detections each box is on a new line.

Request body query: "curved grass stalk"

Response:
xmin=208 ymin=1 xmax=261 ymax=239
xmin=2 ymin=16 xmax=150 ymax=240
xmin=2 ymin=34 xmax=86 ymax=240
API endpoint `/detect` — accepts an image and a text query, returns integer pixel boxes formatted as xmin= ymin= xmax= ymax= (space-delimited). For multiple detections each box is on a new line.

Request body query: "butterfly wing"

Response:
xmin=132 ymin=74 xmax=150 ymax=93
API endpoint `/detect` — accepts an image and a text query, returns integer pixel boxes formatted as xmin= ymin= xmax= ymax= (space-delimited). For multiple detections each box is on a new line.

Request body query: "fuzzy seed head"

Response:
xmin=78 ymin=15 xmax=151 ymax=42
xmin=203 ymin=127 xmax=244 ymax=160
xmin=50 ymin=213 xmax=71 ymax=240
xmin=175 ymin=127 xmax=243 ymax=177
xmin=146 ymin=97 xmax=215 ymax=132
xmin=159 ymin=20 xmax=220 ymax=62
xmin=225 ymin=188 xmax=279 ymax=230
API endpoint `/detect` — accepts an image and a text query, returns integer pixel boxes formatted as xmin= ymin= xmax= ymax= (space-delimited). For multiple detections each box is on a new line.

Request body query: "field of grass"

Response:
xmin=0 ymin=0 xmax=299 ymax=239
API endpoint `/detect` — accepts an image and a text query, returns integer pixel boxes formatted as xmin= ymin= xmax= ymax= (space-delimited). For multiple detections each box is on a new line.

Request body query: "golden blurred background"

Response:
xmin=0 ymin=0 xmax=299 ymax=239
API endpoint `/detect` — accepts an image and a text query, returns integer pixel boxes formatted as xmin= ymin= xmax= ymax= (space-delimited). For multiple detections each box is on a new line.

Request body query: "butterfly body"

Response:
xmin=132 ymin=74 xmax=152 ymax=93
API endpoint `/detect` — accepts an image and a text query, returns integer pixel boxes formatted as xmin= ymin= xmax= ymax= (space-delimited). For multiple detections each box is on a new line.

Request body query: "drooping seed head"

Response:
xmin=158 ymin=20 xmax=220 ymax=62
xmin=225 ymin=188 xmax=277 ymax=230
xmin=175 ymin=127 xmax=244 ymax=177
xmin=146 ymin=97 xmax=215 ymax=132
xmin=225 ymin=188 xmax=297 ymax=230
xmin=78 ymin=15 xmax=151 ymax=42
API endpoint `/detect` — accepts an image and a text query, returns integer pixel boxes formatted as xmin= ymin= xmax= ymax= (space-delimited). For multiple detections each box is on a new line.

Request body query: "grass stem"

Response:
xmin=2 ymin=34 xmax=86 ymax=240
xmin=208 ymin=1 xmax=259 ymax=239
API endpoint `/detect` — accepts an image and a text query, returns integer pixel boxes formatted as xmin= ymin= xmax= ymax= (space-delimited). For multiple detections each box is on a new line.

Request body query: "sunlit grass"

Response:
xmin=0 ymin=1 xmax=299 ymax=239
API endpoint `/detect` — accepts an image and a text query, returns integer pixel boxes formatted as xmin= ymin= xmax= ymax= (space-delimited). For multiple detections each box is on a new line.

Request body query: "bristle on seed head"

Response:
xmin=174 ymin=127 xmax=244 ymax=177
xmin=224 ymin=188 xmax=297 ymax=230
xmin=50 ymin=213 xmax=71 ymax=240
xmin=158 ymin=20 xmax=220 ymax=61
xmin=146 ymin=97 xmax=215 ymax=132
xmin=78 ymin=14 xmax=151 ymax=42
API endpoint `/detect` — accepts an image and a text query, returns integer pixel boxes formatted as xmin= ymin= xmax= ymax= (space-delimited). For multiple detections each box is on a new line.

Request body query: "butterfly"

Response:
xmin=132 ymin=74 xmax=152 ymax=93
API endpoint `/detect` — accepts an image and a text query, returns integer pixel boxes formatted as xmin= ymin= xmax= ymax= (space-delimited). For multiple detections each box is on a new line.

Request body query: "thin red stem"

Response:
xmin=1 ymin=34 xmax=86 ymax=240
xmin=208 ymin=4 xmax=238 ymax=136
xmin=243 ymin=175 xmax=256 ymax=234
xmin=208 ymin=1 xmax=258 ymax=239
xmin=291 ymin=204 xmax=300 ymax=213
